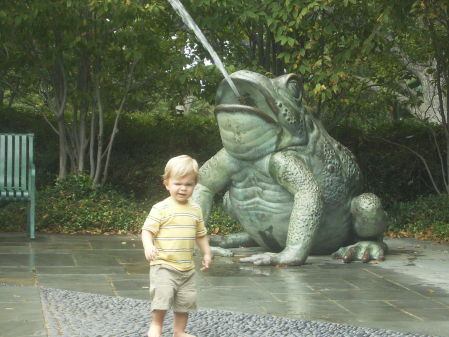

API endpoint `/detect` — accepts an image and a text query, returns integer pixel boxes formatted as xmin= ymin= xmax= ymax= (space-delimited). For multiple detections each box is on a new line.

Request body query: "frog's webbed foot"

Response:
xmin=332 ymin=241 xmax=388 ymax=263
xmin=240 ymin=245 xmax=307 ymax=266
xmin=210 ymin=232 xmax=258 ymax=248
xmin=240 ymin=252 xmax=277 ymax=265
xmin=195 ymin=246 xmax=234 ymax=257
xmin=211 ymin=246 xmax=234 ymax=257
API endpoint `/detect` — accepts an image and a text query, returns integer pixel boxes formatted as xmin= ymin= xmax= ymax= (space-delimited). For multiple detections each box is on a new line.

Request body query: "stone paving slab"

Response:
xmin=0 ymin=284 xmax=46 ymax=337
xmin=1 ymin=233 xmax=449 ymax=337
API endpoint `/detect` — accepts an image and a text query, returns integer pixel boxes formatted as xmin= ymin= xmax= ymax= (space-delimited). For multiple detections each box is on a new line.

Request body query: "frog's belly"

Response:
xmin=228 ymin=185 xmax=354 ymax=254
xmin=229 ymin=186 xmax=293 ymax=251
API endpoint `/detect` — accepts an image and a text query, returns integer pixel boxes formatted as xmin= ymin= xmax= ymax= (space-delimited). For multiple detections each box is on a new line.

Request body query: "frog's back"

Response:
xmin=294 ymin=118 xmax=362 ymax=207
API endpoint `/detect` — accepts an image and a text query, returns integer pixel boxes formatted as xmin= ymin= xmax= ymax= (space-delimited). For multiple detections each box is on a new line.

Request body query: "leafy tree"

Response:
xmin=359 ymin=1 xmax=447 ymax=123
xmin=2 ymin=0 xmax=447 ymax=194
xmin=184 ymin=0 xmax=448 ymax=194
xmin=354 ymin=1 xmax=448 ymax=194
xmin=186 ymin=0 xmax=387 ymax=120
xmin=1 ymin=0 xmax=194 ymax=185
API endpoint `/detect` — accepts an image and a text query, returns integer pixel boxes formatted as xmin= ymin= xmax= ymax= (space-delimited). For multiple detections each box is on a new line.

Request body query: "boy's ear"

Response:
xmin=163 ymin=179 xmax=168 ymax=189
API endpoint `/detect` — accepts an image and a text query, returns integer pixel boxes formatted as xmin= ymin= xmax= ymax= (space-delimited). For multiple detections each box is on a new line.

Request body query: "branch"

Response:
xmin=354 ymin=76 xmax=410 ymax=104
xmin=389 ymin=45 xmax=431 ymax=82
xmin=21 ymin=95 xmax=60 ymax=136
xmin=101 ymin=58 xmax=139 ymax=185
xmin=40 ymin=111 xmax=59 ymax=135
xmin=55 ymin=54 xmax=68 ymax=118
xmin=382 ymin=33 xmax=429 ymax=75
xmin=371 ymin=135 xmax=442 ymax=194
xmin=397 ymin=79 xmax=418 ymax=99
xmin=425 ymin=123 xmax=448 ymax=188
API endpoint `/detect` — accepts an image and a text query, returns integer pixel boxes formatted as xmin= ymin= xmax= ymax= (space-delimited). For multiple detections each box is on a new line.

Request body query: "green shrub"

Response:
xmin=389 ymin=194 xmax=449 ymax=240
xmin=3 ymin=106 xmax=445 ymax=206
xmin=331 ymin=119 xmax=445 ymax=207
xmin=207 ymin=203 xmax=243 ymax=235
xmin=0 ymin=106 xmax=59 ymax=188
xmin=36 ymin=175 xmax=146 ymax=233
xmin=100 ymin=112 xmax=223 ymax=200
xmin=37 ymin=174 xmax=147 ymax=233
xmin=2 ymin=105 xmax=448 ymax=240
xmin=0 ymin=202 xmax=28 ymax=232
xmin=0 ymin=174 xmax=243 ymax=235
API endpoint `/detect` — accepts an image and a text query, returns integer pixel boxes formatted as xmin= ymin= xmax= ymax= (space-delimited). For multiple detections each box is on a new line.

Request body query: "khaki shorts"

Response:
xmin=149 ymin=264 xmax=197 ymax=313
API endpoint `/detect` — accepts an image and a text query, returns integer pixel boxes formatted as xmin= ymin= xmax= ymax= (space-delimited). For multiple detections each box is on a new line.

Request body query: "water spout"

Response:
xmin=167 ymin=0 xmax=241 ymax=99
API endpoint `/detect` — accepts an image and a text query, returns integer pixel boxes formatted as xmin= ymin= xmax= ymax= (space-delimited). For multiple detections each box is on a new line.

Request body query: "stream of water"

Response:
xmin=167 ymin=0 xmax=241 ymax=99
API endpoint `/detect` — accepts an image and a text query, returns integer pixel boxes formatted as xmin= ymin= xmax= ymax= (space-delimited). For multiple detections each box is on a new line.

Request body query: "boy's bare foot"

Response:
xmin=148 ymin=325 xmax=162 ymax=337
xmin=173 ymin=333 xmax=196 ymax=337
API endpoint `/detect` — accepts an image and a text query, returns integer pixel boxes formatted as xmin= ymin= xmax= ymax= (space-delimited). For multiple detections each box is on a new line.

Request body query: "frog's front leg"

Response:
xmin=332 ymin=193 xmax=388 ymax=263
xmin=192 ymin=149 xmax=242 ymax=258
xmin=240 ymin=151 xmax=323 ymax=266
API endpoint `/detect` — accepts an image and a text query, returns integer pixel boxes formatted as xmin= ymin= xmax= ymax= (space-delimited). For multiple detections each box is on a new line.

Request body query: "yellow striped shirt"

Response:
xmin=142 ymin=197 xmax=207 ymax=271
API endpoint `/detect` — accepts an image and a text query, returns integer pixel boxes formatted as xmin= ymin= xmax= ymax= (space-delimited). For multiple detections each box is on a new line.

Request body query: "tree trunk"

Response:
xmin=93 ymin=82 xmax=104 ymax=187
xmin=76 ymin=55 xmax=90 ymax=173
xmin=57 ymin=117 xmax=68 ymax=180
xmin=51 ymin=36 xmax=69 ymax=180
xmin=89 ymin=107 xmax=96 ymax=180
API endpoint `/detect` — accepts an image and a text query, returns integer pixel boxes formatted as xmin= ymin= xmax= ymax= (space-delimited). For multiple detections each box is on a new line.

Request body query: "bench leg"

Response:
xmin=27 ymin=198 xmax=36 ymax=239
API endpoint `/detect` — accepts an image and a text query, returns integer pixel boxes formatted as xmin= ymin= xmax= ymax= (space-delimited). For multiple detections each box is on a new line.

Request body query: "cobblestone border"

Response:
xmin=38 ymin=287 xmax=432 ymax=337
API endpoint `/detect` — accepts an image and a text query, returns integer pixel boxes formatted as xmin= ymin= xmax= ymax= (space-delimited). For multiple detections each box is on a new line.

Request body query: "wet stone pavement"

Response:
xmin=0 ymin=233 xmax=448 ymax=337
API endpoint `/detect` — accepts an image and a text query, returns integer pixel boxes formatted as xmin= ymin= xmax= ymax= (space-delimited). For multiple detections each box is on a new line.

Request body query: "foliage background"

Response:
xmin=1 ymin=0 xmax=448 ymax=241
xmin=1 ymin=107 xmax=447 ymax=241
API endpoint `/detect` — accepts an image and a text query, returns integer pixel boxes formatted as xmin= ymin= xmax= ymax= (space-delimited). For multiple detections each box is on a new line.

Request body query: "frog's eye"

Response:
xmin=287 ymin=79 xmax=302 ymax=100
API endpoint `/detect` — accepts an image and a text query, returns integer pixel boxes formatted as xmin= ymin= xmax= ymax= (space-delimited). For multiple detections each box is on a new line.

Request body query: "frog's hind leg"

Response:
xmin=333 ymin=193 xmax=388 ymax=262
xmin=351 ymin=193 xmax=387 ymax=240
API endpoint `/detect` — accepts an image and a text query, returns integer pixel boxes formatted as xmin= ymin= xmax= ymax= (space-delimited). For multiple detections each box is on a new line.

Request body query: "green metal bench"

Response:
xmin=0 ymin=134 xmax=36 ymax=239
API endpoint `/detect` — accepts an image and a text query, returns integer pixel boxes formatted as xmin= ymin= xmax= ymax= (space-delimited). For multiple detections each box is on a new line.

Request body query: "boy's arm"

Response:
xmin=196 ymin=235 xmax=212 ymax=272
xmin=142 ymin=229 xmax=159 ymax=262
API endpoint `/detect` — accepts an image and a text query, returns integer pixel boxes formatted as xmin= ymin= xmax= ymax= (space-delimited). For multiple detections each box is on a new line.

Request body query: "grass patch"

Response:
xmin=388 ymin=194 xmax=449 ymax=243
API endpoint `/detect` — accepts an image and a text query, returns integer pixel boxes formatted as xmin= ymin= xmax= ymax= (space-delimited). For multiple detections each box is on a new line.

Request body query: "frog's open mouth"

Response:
xmin=215 ymin=104 xmax=277 ymax=124
xmin=214 ymin=73 xmax=279 ymax=124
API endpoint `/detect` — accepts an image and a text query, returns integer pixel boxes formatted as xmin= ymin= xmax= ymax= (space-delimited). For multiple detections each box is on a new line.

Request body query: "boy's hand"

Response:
xmin=144 ymin=245 xmax=159 ymax=262
xmin=200 ymin=253 xmax=212 ymax=272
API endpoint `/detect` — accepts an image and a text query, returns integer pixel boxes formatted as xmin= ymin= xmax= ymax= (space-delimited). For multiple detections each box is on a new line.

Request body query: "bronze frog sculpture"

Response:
xmin=192 ymin=70 xmax=387 ymax=265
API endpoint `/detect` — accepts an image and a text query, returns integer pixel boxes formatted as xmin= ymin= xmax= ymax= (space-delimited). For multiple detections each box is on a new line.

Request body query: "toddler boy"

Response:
xmin=142 ymin=155 xmax=212 ymax=337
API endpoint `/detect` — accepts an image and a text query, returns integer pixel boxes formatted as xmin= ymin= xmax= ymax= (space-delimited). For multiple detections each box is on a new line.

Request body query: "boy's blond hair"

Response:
xmin=162 ymin=155 xmax=199 ymax=182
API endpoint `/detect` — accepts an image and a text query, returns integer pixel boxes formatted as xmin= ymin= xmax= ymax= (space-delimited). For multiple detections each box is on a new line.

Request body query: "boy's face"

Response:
xmin=164 ymin=174 xmax=196 ymax=204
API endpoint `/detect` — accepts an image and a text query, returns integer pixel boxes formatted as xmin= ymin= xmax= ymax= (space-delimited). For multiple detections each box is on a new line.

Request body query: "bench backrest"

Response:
xmin=0 ymin=134 xmax=35 ymax=199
